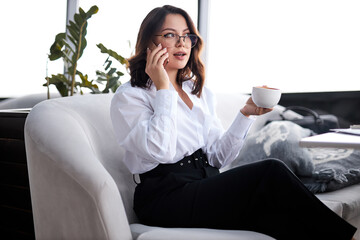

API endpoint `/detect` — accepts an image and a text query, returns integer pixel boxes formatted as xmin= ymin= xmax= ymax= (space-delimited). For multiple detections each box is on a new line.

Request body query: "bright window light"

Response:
xmin=0 ymin=1 xmax=66 ymax=97
xmin=0 ymin=1 xmax=197 ymax=98
xmin=206 ymin=0 xmax=360 ymax=93
xmin=5 ymin=1 xmax=358 ymax=97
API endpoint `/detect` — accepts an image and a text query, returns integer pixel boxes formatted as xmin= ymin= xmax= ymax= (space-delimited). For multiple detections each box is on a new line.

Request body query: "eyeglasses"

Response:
xmin=154 ymin=33 xmax=198 ymax=48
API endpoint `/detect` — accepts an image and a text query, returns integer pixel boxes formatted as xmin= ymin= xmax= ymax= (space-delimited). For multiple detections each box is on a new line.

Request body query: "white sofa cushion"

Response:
xmin=130 ymin=223 xmax=275 ymax=240
xmin=0 ymin=92 xmax=60 ymax=109
xmin=317 ymin=183 xmax=360 ymax=220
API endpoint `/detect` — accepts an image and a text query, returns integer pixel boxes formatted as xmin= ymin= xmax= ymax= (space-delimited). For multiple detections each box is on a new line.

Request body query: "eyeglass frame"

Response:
xmin=154 ymin=33 xmax=198 ymax=48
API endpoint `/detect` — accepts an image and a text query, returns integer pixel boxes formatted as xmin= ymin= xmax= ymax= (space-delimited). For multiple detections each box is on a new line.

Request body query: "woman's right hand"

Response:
xmin=240 ymin=97 xmax=273 ymax=117
xmin=145 ymin=43 xmax=170 ymax=90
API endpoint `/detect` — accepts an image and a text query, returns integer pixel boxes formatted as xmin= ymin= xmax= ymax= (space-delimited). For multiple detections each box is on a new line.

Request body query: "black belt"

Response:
xmin=139 ymin=149 xmax=214 ymax=182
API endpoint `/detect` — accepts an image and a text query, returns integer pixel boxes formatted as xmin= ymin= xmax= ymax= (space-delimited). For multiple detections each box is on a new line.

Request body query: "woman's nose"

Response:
xmin=175 ymin=36 xmax=186 ymax=47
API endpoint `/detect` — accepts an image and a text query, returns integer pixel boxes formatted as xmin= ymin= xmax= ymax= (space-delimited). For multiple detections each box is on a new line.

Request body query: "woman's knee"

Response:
xmin=262 ymin=158 xmax=287 ymax=167
xmin=258 ymin=158 xmax=294 ymax=175
xmin=227 ymin=158 xmax=287 ymax=179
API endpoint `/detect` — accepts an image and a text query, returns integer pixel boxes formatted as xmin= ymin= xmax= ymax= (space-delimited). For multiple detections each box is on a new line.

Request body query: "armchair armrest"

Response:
xmin=25 ymin=98 xmax=132 ymax=240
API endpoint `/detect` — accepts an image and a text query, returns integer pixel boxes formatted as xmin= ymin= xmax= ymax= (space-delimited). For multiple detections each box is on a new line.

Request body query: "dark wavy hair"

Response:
xmin=128 ymin=5 xmax=205 ymax=97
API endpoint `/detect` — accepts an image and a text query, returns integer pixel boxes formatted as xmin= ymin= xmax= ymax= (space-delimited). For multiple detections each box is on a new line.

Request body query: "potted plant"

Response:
xmin=45 ymin=5 xmax=128 ymax=98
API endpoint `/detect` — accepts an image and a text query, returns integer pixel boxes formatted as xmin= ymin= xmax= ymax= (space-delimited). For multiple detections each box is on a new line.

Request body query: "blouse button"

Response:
xmin=195 ymin=158 xmax=198 ymax=161
xmin=188 ymin=160 xmax=191 ymax=164
xmin=180 ymin=163 xmax=184 ymax=166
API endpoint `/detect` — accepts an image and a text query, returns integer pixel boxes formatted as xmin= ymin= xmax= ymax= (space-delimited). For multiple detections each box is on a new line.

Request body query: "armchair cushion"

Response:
xmin=130 ymin=223 xmax=275 ymax=240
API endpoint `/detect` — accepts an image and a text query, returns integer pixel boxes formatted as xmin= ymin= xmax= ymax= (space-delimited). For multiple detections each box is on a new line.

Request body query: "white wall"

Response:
xmin=206 ymin=0 xmax=360 ymax=93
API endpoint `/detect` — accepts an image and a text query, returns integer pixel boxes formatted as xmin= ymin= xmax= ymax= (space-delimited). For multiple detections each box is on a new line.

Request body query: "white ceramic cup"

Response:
xmin=251 ymin=86 xmax=282 ymax=108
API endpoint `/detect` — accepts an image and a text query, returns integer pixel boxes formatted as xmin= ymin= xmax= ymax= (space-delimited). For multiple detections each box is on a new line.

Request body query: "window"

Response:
xmin=0 ymin=1 xmax=66 ymax=97
xmin=0 ymin=1 xmax=197 ymax=98
xmin=206 ymin=0 xmax=360 ymax=93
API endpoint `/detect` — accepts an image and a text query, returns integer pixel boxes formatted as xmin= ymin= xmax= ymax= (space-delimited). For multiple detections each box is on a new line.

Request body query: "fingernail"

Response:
xmin=158 ymin=43 xmax=162 ymax=47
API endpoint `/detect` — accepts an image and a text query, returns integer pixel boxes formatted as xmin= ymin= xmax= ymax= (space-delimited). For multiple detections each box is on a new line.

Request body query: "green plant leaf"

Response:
xmin=87 ymin=5 xmax=99 ymax=18
xmin=44 ymin=74 xmax=71 ymax=97
xmin=97 ymin=43 xmax=128 ymax=65
xmin=65 ymin=37 xmax=77 ymax=51
xmin=49 ymin=33 xmax=66 ymax=61
xmin=74 ymin=14 xmax=84 ymax=26
xmin=68 ymin=66 xmax=75 ymax=76
xmin=103 ymin=57 xmax=112 ymax=70
xmin=96 ymin=70 xmax=106 ymax=77
xmin=48 ymin=50 xmax=63 ymax=61
xmin=67 ymin=20 xmax=80 ymax=33
xmin=68 ymin=21 xmax=80 ymax=32
xmin=108 ymin=68 xmax=116 ymax=76
xmin=117 ymin=71 xmax=125 ymax=76
xmin=68 ymin=26 xmax=80 ymax=41
xmin=63 ymin=41 xmax=75 ymax=55
xmin=54 ymin=32 xmax=66 ymax=42
xmin=62 ymin=53 xmax=74 ymax=65
xmin=79 ymin=8 xmax=86 ymax=19
xmin=108 ymin=76 xmax=120 ymax=86
xmin=96 ymin=78 xmax=107 ymax=83
xmin=78 ymin=38 xmax=87 ymax=59
xmin=77 ymin=71 xmax=100 ymax=94
xmin=83 ymin=22 xmax=88 ymax=35
xmin=110 ymin=81 xmax=121 ymax=93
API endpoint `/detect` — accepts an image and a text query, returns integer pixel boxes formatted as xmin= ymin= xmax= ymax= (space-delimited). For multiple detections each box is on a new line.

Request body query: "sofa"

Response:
xmin=24 ymin=92 xmax=360 ymax=239
xmin=0 ymin=92 xmax=60 ymax=110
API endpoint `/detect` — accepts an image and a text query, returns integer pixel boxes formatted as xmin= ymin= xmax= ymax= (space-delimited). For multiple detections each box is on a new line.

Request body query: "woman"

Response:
xmin=110 ymin=5 xmax=356 ymax=240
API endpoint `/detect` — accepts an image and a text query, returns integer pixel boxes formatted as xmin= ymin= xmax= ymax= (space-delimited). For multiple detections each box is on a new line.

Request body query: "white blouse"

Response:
xmin=110 ymin=80 xmax=255 ymax=174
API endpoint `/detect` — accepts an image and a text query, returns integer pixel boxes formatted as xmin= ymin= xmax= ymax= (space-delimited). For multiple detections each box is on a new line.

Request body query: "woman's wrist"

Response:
xmin=240 ymin=108 xmax=250 ymax=118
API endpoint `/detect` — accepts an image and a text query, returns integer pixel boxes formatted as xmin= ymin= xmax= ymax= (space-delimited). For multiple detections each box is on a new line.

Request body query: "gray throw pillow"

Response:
xmin=229 ymin=120 xmax=360 ymax=193
xmin=230 ymin=121 xmax=314 ymax=177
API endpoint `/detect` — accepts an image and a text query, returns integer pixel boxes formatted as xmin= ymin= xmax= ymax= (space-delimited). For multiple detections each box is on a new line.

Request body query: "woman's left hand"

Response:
xmin=240 ymin=97 xmax=273 ymax=117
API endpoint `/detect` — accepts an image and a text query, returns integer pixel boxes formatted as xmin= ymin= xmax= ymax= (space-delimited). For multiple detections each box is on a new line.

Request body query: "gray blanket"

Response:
xmin=229 ymin=121 xmax=360 ymax=193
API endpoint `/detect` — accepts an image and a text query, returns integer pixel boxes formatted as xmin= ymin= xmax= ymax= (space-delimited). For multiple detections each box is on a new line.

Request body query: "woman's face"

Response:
xmin=153 ymin=14 xmax=192 ymax=71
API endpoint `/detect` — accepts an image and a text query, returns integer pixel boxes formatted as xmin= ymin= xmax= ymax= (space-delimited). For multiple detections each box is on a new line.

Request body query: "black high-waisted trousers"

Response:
xmin=134 ymin=149 xmax=356 ymax=240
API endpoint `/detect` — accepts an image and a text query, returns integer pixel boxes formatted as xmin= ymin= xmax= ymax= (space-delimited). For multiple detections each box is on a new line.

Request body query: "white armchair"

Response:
xmin=24 ymin=94 xmax=275 ymax=240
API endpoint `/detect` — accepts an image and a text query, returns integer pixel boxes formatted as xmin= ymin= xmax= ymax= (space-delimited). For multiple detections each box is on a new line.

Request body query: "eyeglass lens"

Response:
xmin=170 ymin=35 xmax=198 ymax=48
